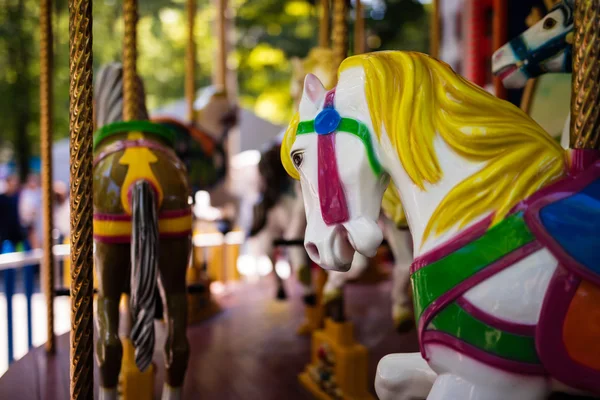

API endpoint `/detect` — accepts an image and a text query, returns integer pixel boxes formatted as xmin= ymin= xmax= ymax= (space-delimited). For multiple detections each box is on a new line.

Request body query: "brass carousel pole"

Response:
xmin=319 ymin=0 xmax=330 ymax=48
xmin=430 ymin=0 xmax=439 ymax=58
xmin=215 ymin=0 xmax=228 ymax=91
xmin=332 ymin=0 xmax=348 ymax=70
xmin=186 ymin=0 xmax=196 ymax=122
xmin=570 ymin=0 xmax=600 ymax=150
xmin=354 ymin=0 xmax=364 ymax=55
xmin=123 ymin=0 xmax=140 ymax=122
xmin=68 ymin=0 xmax=94 ymax=398
xmin=40 ymin=0 xmax=55 ymax=355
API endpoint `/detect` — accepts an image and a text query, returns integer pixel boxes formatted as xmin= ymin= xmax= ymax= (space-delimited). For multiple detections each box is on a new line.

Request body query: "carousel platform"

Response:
xmin=0 ymin=277 xmax=592 ymax=399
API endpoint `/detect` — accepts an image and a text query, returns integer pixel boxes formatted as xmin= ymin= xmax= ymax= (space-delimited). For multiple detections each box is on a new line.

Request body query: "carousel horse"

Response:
xmin=152 ymin=87 xmax=238 ymax=197
xmin=93 ymin=63 xmax=191 ymax=400
xmin=492 ymin=0 xmax=574 ymax=148
xmin=292 ymin=47 xmax=415 ymax=330
xmin=249 ymin=137 xmax=414 ymax=332
xmin=282 ymin=51 xmax=600 ymax=399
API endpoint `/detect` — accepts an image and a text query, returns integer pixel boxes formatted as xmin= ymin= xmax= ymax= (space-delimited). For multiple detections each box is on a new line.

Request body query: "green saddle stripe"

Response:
xmin=430 ymin=302 xmax=539 ymax=364
xmin=297 ymin=118 xmax=383 ymax=176
xmin=94 ymin=120 xmax=176 ymax=151
xmin=412 ymin=212 xmax=535 ymax=321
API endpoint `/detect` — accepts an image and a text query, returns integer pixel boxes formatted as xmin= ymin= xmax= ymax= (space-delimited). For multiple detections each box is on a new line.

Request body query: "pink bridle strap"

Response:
xmin=317 ymin=89 xmax=350 ymax=225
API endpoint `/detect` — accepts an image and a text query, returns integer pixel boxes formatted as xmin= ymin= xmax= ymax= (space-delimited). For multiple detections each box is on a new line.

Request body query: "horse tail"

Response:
xmin=129 ymin=180 xmax=159 ymax=372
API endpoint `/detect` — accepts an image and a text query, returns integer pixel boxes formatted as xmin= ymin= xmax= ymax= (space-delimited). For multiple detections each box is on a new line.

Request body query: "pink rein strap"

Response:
xmin=317 ymin=90 xmax=349 ymax=225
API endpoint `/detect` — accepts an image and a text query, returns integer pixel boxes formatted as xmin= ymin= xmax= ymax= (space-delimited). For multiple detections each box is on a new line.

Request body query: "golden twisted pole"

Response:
xmin=332 ymin=0 xmax=348 ymax=72
xmin=570 ymin=0 xmax=600 ymax=149
xmin=40 ymin=0 xmax=55 ymax=355
xmin=354 ymin=0 xmax=364 ymax=55
xmin=319 ymin=0 xmax=330 ymax=48
xmin=430 ymin=0 xmax=439 ymax=58
xmin=215 ymin=0 xmax=228 ymax=91
xmin=123 ymin=0 xmax=140 ymax=121
xmin=186 ymin=0 xmax=197 ymax=122
xmin=68 ymin=0 xmax=94 ymax=398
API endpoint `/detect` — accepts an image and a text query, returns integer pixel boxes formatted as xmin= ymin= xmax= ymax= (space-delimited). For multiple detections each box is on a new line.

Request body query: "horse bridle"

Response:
xmin=295 ymin=89 xmax=383 ymax=225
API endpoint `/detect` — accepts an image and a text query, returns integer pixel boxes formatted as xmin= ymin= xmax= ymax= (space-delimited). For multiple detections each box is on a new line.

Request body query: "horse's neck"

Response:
xmin=379 ymin=131 xmax=487 ymax=258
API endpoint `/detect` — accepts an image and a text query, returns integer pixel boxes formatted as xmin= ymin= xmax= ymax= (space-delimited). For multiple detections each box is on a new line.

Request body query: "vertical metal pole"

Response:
xmin=68 ymin=0 xmax=94 ymax=398
xmin=332 ymin=0 xmax=348 ymax=72
xmin=40 ymin=0 xmax=56 ymax=354
xmin=123 ymin=0 xmax=139 ymax=122
xmin=215 ymin=0 xmax=228 ymax=91
xmin=570 ymin=0 xmax=600 ymax=150
xmin=186 ymin=0 xmax=197 ymax=123
xmin=353 ymin=0 xmax=364 ymax=55
xmin=430 ymin=0 xmax=439 ymax=58
xmin=319 ymin=0 xmax=330 ymax=48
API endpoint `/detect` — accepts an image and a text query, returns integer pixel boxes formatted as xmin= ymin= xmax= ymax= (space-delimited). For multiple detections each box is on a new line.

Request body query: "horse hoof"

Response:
xmin=393 ymin=307 xmax=414 ymax=333
xmin=395 ymin=318 xmax=414 ymax=334
xmin=276 ymin=288 xmax=287 ymax=300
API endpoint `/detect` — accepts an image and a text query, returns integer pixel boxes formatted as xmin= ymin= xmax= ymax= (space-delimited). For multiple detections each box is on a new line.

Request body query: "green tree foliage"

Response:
xmin=0 ymin=0 xmax=428 ymax=179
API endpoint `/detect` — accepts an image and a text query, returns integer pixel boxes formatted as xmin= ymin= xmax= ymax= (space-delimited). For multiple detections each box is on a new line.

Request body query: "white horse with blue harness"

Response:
xmin=492 ymin=0 xmax=574 ymax=148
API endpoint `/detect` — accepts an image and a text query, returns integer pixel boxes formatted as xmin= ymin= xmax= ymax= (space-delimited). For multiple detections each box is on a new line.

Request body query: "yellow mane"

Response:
xmin=283 ymin=52 xmax=565 ymax=242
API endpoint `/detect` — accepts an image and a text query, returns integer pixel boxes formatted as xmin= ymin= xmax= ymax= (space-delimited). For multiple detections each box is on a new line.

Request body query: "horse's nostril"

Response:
xmin=306 ymin=242 xmax=320 ymax=261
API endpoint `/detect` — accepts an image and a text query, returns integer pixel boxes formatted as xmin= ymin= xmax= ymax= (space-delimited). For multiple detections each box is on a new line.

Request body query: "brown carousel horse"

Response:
xmin=93 ymin=63 xmax=190 ymax=400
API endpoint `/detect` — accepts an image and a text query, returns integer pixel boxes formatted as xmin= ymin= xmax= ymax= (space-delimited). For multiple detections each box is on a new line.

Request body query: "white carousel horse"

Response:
xmin=247 ymin=138 xmax=414 ymax=331
xmin=492 ymin=0 xmax=574 ymax=149
xmin=281 ymin=51 xmax=600 ymax=399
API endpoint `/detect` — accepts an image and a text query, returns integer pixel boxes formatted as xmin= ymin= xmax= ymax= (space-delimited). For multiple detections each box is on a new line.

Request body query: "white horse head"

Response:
xmin=492 ymin=0 xmax=574 ymax=88
xmin=281 ymin=71 xmax=387 ymax=271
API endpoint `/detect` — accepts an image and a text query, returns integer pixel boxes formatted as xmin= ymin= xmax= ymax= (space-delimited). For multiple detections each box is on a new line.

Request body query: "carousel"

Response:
xmin=0 ymin=0 xmax=598 ymax=399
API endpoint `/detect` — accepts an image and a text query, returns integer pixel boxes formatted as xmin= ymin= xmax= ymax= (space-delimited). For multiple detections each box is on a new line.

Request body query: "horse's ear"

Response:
xmin=303 ymin=73 xmax=326 ymax=106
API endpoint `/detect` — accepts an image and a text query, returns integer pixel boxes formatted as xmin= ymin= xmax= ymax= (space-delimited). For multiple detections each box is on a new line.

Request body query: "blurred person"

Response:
xmin=0 ymin=174 xmax=26 ymax=249
xmin=19 ymin=173 xmax=42 ymax=248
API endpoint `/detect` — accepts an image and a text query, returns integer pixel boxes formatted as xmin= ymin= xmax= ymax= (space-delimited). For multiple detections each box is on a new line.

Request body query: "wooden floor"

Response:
xmin=0 ymin=276 xmax=594 ymax=399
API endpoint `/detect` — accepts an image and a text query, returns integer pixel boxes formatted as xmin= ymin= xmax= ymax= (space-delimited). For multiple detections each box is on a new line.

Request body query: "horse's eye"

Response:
xmin=543 ymin=17 xmax=557 ymax=30
xmin=292 ymin=152 xmax=304 ymax=168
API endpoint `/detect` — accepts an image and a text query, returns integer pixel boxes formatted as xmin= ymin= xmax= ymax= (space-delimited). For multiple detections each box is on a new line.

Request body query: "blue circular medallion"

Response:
xmin=314 ymin=108 xmax=342 ymax=135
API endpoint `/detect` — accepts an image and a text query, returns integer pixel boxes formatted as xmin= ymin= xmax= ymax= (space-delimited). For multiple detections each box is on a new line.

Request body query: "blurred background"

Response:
xmin=0 ymin=0 xmax=431 ymax=182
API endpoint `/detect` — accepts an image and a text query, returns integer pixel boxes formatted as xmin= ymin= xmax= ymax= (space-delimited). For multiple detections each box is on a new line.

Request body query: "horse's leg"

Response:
xmin=323 ymin=253 xmax=369 ymax=322
xmin=375 ymin=352 xmax=437 ymax=400
xmin=157 ymin=237 xmax=191 ymax=400
xmin=425 ymin=346 xmax=548 ymax=400
xmin=95 ymin=242 xmax=130 ymax=400
xmin=272 ymin=254 xmax=287 ymax=300
xmin=383 ymin=218 xmax=415 ymax=333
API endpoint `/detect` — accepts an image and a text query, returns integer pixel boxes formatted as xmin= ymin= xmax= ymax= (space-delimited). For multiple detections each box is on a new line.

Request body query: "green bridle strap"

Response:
xmin=93 ymin=120 xmax=176 ymax=151
xmin=296 ymin=118 xmax=383 ymax=176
